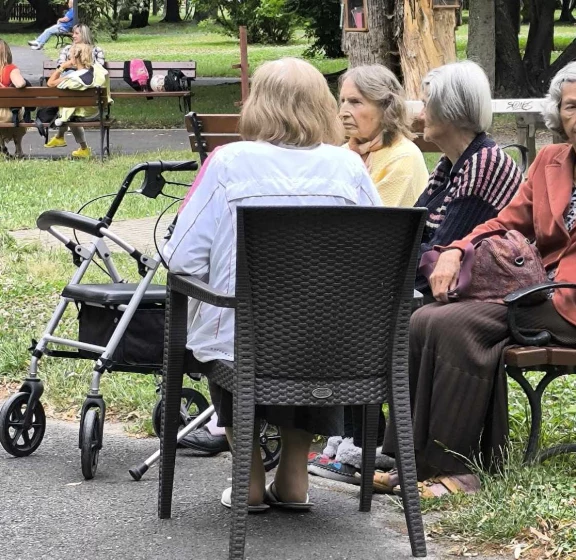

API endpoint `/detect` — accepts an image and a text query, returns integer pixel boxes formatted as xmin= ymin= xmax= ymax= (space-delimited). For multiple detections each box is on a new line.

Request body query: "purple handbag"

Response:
xmin=419 ymin=229 xmax=547 ymax=304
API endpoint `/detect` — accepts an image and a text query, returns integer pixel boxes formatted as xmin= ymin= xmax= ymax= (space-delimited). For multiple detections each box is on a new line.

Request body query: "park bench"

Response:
xmin=54 ymin=31 xmax=73 ymax=48
xmin=0 ymin=86 xmax=113 ymax=160
xmin=41 ymin=61 xmax=196 ymax=112
xmin=184 ymin=112 xmax=527 ymax=172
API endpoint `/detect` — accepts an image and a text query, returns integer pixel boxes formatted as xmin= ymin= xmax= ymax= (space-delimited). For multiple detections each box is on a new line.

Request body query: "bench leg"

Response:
xmin=506 ymin=366 xmax=542 ymax=463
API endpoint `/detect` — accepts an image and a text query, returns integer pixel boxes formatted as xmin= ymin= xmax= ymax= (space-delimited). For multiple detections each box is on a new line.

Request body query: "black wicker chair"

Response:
xmin=158 ymin=206 xmax=428 ymax=559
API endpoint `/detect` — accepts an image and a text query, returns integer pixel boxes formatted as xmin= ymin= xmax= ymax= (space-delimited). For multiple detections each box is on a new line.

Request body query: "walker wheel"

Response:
xmin=152 ymin=388 xmax=210 ymax=439
xmin=260 ymin=420 xmax=281 ymax=472
xmin=0 ymin=392 xmax=46 ymax=457
xmin=80 ymin=408 xmax=101 ymax=480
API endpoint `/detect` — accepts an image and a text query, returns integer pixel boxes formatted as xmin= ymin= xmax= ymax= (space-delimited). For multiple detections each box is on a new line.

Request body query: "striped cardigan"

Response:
xmin=415 ymin=133 xmax=523 ymax=291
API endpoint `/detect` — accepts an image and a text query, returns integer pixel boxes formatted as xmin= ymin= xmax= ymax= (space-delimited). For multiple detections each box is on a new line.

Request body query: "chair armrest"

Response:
xmin=168 ymin=273 xmax=236 ymax=308
xmin=502 ymin=143 xmax=528 ymax=174
xmin=504 ymin=282 xmax=576 ymax=346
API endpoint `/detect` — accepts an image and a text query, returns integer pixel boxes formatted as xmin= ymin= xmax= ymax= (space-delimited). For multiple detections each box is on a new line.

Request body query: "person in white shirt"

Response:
xmin=163 ymin=57 xmax=380 ymax=512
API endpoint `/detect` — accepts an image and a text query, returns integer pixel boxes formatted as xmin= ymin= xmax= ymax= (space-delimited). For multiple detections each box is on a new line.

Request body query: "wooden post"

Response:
xmin=232 ymin=26 xmax=250 ymax=106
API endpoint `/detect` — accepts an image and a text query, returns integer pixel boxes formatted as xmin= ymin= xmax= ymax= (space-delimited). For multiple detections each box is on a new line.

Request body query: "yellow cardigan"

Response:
xmin=347 ymin=136 xmax=429 ymax=207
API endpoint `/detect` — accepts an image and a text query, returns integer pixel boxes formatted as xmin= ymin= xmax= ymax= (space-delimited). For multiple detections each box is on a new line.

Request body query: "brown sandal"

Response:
xmin=371 ymin=470 xmax=399 ymax=493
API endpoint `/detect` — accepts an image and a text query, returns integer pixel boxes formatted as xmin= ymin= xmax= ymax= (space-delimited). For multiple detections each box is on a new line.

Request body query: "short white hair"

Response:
xmin=422 ymin=61 xmax=492 ymax=133
xmin=542 ymin=61 xmax=576 ymax=141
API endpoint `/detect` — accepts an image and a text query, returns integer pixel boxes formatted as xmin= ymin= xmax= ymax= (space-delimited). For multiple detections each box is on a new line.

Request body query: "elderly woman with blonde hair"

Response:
xmin=338 ymin=64 xmax=429 ymax=207
xmin=163 ymin=57 xmax=381 ymax=512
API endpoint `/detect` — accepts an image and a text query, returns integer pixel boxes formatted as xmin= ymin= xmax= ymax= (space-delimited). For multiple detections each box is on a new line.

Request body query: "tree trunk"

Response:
xmin=468 ymin=0 xmax=495 ymax=92
xmin=28 ymin=0 xmax=58 ymax=29
xmin=342 ymin=0 xmax=400 ymax=73
xmin=152 ymin=0 xmax=159 ymax=16
xmin=0 ymin=0 xmax=19 ymax=23
xmin=399 ymin=0 xmax=456 ymax=99
xmin=523 ymin=0 xmax=556 ymax=91
xmin=494 ymin=0 xmax=531 ymax=96
xmin=163 ymin=0 xmax=181 ymax=22
xmin=520 ymin=0 xmax=531 ymax=24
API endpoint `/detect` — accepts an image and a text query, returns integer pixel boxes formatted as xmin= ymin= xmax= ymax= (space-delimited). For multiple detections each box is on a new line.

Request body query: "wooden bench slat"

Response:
xmin=504 ymin=347 xmax=549 ymax=368
xmin=190 ymin=134 xmax=242 ymax=152
xmin=0 ymin=87 xmax=98 ymax=99
xmin=112 ymin=91 xmax=191 ymax=99
xmin=187 ymin=114 xmax=240 ymax=134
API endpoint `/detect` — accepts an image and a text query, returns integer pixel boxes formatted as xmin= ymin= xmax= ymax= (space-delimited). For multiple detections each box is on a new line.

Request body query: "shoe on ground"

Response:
xmin=220 ymin=487 xmax=269 ymax=513
xmin=307 ymin=457 xmax=360 ymax=485
xmin=179 ymin=425 xmax=230 ymax=455
xmin=72 ymin=146 xmax=91 ymax=158
xmin=28 ymin=40 xmax=39 ymax=46
xmin=44 ymin=137 xmax=67 ymax=148
xmin=30 ymin=44 xmax=43 ymax=50
xmin=264 ymin=481 xmax=313 ymax=511
xmin=307 ymin=451 xmax=330 ymax=465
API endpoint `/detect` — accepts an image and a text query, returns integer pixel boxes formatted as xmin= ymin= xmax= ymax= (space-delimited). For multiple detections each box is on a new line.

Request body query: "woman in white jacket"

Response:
xmin=163 ymin=58 xmax=381 ymax=512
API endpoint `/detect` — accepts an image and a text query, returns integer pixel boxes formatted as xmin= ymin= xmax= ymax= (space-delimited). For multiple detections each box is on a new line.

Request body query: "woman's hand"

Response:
xmin=60 ymin=60 xmax=74 ymax=70
xmin=429 ymin=249 xmax=462 ymax=303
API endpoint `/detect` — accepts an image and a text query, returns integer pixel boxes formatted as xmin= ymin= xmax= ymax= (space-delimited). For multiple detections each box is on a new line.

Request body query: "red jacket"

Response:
xmin=447 ymin=143 xmax=576 ymax=326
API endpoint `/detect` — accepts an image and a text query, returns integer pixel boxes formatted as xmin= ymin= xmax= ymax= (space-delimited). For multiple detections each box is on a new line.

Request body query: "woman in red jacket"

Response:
xmin=378 ymin=61 xmax=576 ymax=498
xmin=0 ymin=39 xmax=27 ymax=158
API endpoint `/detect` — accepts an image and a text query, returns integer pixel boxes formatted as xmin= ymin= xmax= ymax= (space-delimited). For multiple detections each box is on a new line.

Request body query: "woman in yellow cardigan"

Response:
xmin=338 ymin=64 xmax=429 ymax=207
xmin=308 ymin=64 xmax=429 ymax=484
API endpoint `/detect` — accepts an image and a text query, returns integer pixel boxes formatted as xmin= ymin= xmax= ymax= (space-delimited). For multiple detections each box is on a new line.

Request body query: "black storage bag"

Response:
xmin=164 ymin=69 xmax=188 ymax=92
xmin=78 ymin=303 xmax=165 ymax=368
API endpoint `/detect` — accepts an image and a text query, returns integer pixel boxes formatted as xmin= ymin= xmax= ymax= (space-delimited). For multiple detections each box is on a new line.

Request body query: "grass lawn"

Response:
xmin=3 ymin=18 xmax=347 ymax=77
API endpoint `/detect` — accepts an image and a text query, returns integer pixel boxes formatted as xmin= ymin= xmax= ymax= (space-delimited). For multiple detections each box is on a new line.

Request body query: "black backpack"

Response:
xmin=164 ymin=69 xmax=188 ymax=92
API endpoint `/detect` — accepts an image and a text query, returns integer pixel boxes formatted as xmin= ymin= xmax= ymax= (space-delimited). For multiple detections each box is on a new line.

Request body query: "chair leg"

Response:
xmin=229 ymin=360 xmax=256 ymax=559
xmin=158 ymin=288 xmax=188 ymax=519
xmin=359 ymin=404 xmax=379 ymax=512
xmin=389 ymin=299 xmax=427 ymax=557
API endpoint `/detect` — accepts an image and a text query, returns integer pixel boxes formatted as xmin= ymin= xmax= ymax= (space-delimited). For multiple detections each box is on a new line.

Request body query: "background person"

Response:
xmin=45 ymin=43 xmax=108 ymax=158
xmin=163 ymin=58 xmax=381 ymax=512
xmin=28 ymin=0 xmax=74 ymax=51
xmin=0 ymin=39 xmax=27 ymax=158
xmin=378 ymin=61 xmax=576 ymax=498
xmin=57 ymin=24 xmax=105 ymax=67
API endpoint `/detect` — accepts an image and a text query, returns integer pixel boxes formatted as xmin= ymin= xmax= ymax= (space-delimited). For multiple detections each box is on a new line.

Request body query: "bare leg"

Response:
xmin=225 ymin=426 xmax=266 ymax=506
xmin=274 ymin=428 xmax=314 ymax=503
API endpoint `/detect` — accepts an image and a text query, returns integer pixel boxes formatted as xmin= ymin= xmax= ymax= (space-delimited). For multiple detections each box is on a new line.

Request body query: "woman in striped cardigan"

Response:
xmin=414 ymin=61 xmax=523 ymax=300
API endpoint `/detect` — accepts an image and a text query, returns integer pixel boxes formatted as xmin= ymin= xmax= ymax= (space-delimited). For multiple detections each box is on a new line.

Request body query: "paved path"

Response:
xmin=10 ymin=214 xmax=174 ymax=254
xmin=0 ymin=416 xmax=503 ymax=560
xmin=16 ymin=128 xmax=192 ymax=159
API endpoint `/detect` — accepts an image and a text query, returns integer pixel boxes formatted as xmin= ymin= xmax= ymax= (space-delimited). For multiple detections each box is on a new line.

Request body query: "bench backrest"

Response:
xmin=185 ymin=113 xmax=440 ymax=158
xmin=42 ymin=61 xmax=197 ymax=81
xmin=0 ymin=86 xmax=106 ymax=109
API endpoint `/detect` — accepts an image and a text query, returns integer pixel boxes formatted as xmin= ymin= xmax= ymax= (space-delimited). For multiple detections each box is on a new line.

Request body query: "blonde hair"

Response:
xmin=239 ymin=58 xmax=344 ymax=147
xmin=0 ymin=39 xmax=13 ymax=70
xmin=73 ymin=24 xmax=95 ymax=46
xmin=340 ymin=64 xmax=414 ymax=147
xmin=70 ymin=43 xmax=94 ymax=69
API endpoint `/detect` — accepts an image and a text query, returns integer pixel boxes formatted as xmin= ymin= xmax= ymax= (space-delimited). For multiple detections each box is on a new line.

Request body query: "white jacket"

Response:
xmin=163 ymin=140 xmax=380 ymax=362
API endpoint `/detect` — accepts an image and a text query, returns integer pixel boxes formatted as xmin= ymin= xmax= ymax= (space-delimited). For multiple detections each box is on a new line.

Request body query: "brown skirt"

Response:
xmin=383 ymin=299 xmax=576 ymax=478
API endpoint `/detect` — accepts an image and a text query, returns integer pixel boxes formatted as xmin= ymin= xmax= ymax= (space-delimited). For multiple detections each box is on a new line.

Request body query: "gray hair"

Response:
xmin=422 ymin=61 xmax=492 ymax=133
xmin=541 ymin=61 xmax=576 ymax=141
xmin=340 ymin=64 xmax=414 ymax=146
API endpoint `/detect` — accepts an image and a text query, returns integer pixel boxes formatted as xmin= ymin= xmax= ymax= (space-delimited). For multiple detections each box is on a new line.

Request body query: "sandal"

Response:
xmin=220 ymin=487 xmax=270 ymax=513
xmin=264 ymin=481 xmax=314 ymax=511
xmin=392 ymin=474 xmax=481 ymax=499
xmin=370 ymin=469 xmax=399 ymax=493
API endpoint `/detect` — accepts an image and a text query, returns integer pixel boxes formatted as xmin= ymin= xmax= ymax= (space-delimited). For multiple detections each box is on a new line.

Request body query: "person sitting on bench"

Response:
xmin=28 ymin=0 xmax=74 ymax=51
xmin=57 ymin=23 xmax=105 ymax=67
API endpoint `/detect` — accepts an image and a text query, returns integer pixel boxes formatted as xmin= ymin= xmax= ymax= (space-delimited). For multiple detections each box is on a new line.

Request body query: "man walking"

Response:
xmin=28 ymin=0 xmax=74 ymax=51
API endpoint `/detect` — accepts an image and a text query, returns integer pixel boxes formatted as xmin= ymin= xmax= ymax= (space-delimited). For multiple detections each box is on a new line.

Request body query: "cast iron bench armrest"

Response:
xmin=501 ymin=143 xmax=529 ymax=174
xmin=504 ymin=282 xmax=576 ymax=346
xmin=168 ymin=273 xmax=236 ymax=308
xmin=37 ymin=210 xmax=108 ymax=237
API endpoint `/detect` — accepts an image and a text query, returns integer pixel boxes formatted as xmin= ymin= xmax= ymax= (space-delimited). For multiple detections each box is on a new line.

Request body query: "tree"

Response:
xmin=559 ymin=0 xmax=576 ymax=23
xmin=163 ymin=0 xmax=182 ymax=22
xmin=343 ymin=0 xmax=457 ymax=99
xmin=489 ymin=0 xmax=576 ymax=96
xmin=26 ymin=0 xmax=58 ymax=29
xmin=467 ymin=0 xmax=495 ymax=91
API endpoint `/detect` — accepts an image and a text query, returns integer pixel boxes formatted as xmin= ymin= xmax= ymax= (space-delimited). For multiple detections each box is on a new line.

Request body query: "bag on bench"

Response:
xmin=123 ymin=59 xmax=153 ymax=92
xmin=164 ymin=69 xmax=188 ymax=92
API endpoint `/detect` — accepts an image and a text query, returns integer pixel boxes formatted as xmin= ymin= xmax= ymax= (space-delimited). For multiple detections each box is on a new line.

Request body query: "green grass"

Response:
xmin=3 ymin=18 xmax=347 ymax=77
